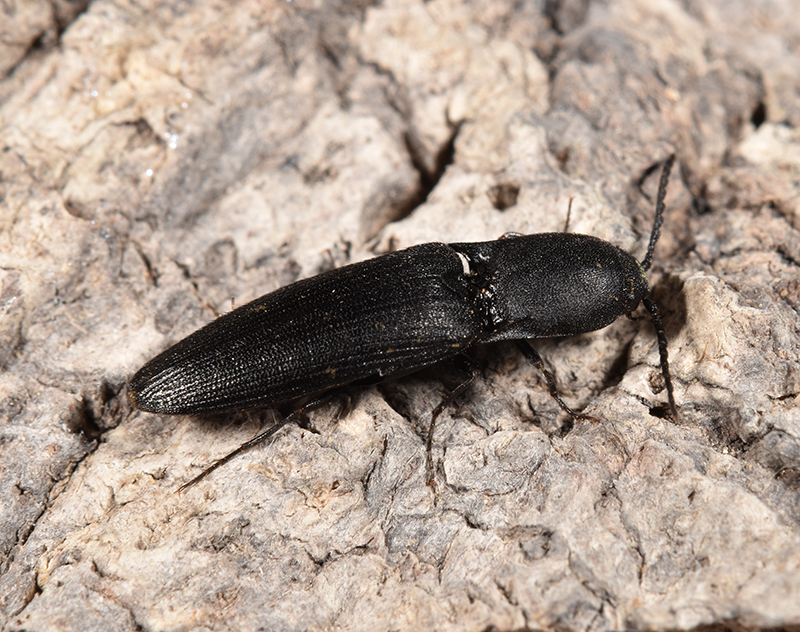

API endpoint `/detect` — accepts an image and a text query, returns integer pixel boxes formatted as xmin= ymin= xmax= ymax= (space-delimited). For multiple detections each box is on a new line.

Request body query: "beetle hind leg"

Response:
xmin=176 ymin=393 xmax=337 ymax=493
xmin=425 ymin=361 xmax=481 ymax=487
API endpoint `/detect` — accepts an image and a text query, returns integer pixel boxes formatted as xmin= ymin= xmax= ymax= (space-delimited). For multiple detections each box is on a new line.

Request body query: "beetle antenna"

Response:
xmin=642 ymin=297 xmax=678 ymax=420
xmin=641 ymin=154 xmax=675 ymax=272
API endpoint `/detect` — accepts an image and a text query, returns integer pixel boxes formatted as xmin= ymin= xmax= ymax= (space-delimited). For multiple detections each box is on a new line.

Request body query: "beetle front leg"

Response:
xmin=515 ymin=340 xmax=599 ymax=423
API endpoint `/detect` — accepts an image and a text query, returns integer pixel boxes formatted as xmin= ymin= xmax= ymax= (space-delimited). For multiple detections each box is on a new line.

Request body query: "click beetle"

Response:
xmin=130 ymin=155 xmax=677 ymax=490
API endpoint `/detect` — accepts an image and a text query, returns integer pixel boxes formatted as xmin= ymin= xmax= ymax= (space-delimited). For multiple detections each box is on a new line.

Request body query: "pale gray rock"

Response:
xmin=0 ymin=0 xmax=91 ymax=81
xmin=1 ymin=0 xmax=799 ymax=631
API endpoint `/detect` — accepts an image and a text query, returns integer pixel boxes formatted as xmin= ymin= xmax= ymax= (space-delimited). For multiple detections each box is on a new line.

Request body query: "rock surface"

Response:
xmin=1 ymin=0 xmax=799 ymax=630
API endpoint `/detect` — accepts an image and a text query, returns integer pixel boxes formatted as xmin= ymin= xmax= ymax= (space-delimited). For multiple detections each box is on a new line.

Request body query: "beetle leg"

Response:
xmin=515 ymin=340 xmax=599 ymax=423
xmin=425 ymin=361 xmax=481 ymax=486
xmin=176 ymin=393 xmax=337 ymax=493
xmin=563 ymin=195 xmax=574 ymax=233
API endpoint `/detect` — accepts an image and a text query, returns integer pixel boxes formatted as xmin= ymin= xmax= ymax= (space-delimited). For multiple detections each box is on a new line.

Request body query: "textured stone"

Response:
xmin=1 ymin=0 xmax=799 ymax=630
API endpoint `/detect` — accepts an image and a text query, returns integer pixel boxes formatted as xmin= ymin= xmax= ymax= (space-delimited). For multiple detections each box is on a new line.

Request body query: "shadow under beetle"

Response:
xmin=129 ymin=155 xmax=677 ymax=491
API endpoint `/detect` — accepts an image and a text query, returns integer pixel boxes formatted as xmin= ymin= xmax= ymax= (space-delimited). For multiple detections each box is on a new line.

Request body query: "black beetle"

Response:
xmin=130 ymin=155 xmax=677 ymax=489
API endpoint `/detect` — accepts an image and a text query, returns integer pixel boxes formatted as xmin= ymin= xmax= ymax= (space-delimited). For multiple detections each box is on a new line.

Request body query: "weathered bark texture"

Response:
xmin=1 ymin=0 xmax=799 ymax=630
